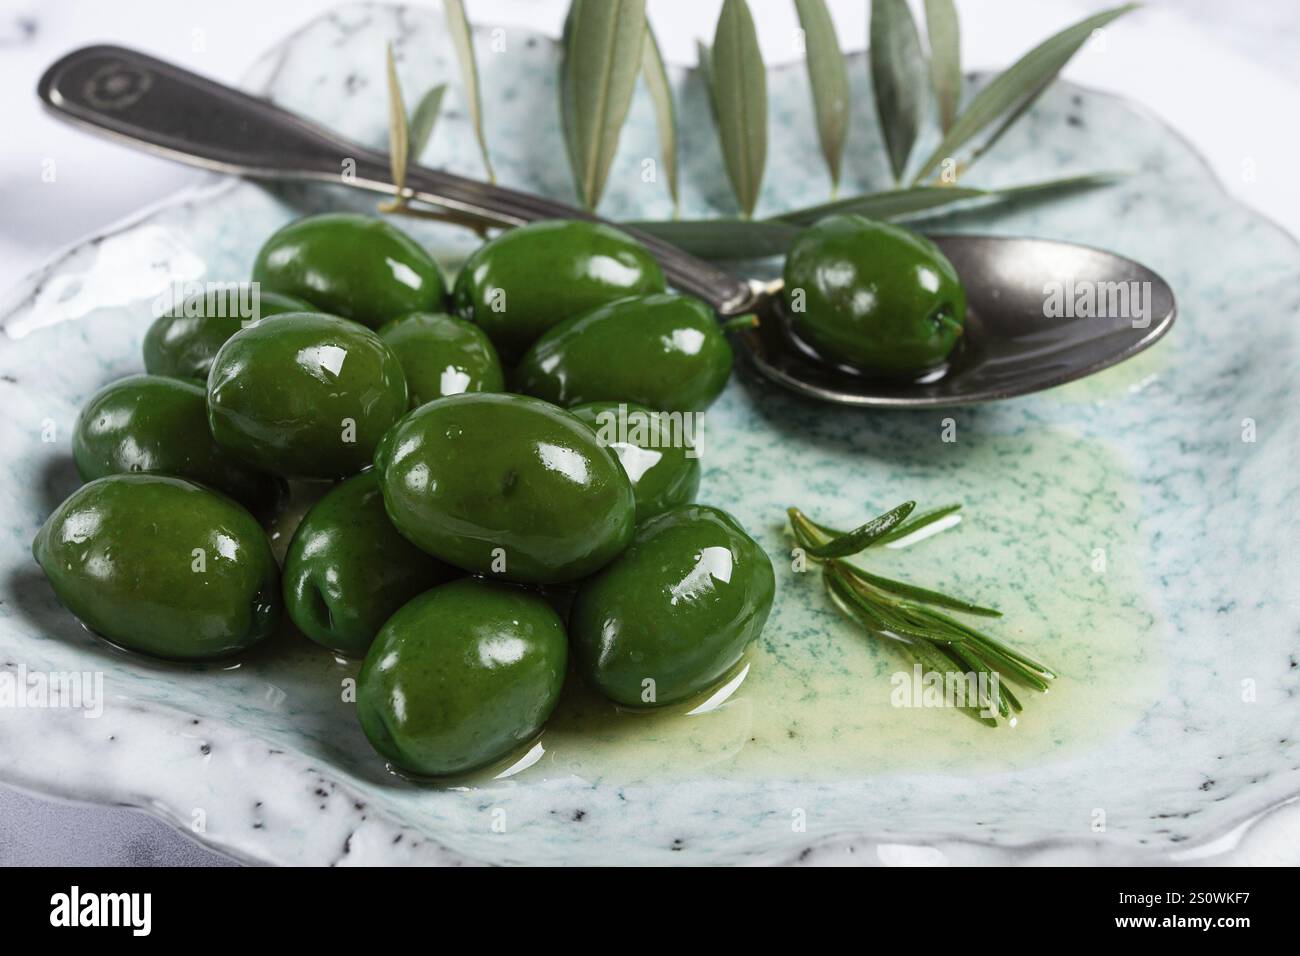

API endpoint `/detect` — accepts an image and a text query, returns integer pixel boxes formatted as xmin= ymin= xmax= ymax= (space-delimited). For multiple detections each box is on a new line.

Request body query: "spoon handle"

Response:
xmin=37 ymin=44 xmax=757 ymax=315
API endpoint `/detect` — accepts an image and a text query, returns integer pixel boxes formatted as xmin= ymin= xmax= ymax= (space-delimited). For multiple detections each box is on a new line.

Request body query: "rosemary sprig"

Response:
xmin=789 ymin=502 xmax=1055 ymax=726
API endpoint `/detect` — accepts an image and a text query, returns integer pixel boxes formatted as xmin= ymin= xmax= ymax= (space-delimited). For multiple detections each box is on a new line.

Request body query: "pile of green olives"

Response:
xmin=34 ymin=212 xmax=775 ymax=779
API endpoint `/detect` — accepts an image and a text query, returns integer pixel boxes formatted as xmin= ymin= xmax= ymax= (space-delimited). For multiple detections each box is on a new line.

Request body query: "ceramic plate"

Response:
xmin=1 ymin=2 xmax=1297 ymax=865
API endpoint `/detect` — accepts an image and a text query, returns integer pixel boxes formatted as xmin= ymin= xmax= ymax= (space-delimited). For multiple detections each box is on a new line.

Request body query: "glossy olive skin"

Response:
xmin=282 ymin=472 xmax=458 ymax=658
xmin=32 ymin=474 xmax=281 ymax=661
xmin=356 ymin=578 xmax=567 ymax=776
xmin=252 ymin=214 xmax=446 ymax=328
xmin=377 ymin=392 xmax=635 ymax=584
xmin=570 ymin=401 xmax=700 ymax=522
xmin=207 ymin=312 xmax=408 ymax=480
xmin=570 ymin=505 xmax=775 ymax=708
xmin=515 ymin=293 xmax=733 ymax=413
xmin=782 ymin=215 xmax=967 ymax=376
xmin=73 ymin=375 xmax=285 ymax=518
xmin=143 ymin=287 xmax=313 ymax=380
xmin=451 ymin=219 xmax=666 ymax=362
xmin=376 ymin=311 xmax=505 ymax=408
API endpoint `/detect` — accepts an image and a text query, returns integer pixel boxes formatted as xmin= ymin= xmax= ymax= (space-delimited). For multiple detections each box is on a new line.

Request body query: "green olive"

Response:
xmin=569 ymin=401 xmax=700 ymax=522
xmin=514 ymin=293 xmax=733 ymax=413
xmin=32 ymin=474 xmax=281 ymax=661
xmin=143 ymin=286 xmax=314 ymax=380
xmin=282 ymin=472 xmax=459 ymax=658
xmin=377 ymin=392 xmax=635 ymax=584
xmin=356 ymin=578 xmax=568 ymax=777
xmin=376 ymin=311 xmax=505 ymax=407
xmin=252 ymin=213 xmax=446 ymax=328
xmin=451 ymin=219 xmax=666 ymax=363
xmin=782 ymin=215 xmax=967 ymax=376
xmin=570 ymin=505 xmax=775 ymax=707
xmin=207 ymin=312 xmax=408 ymax=480
xmin=73 ymin=374 xmax=285 ymax=518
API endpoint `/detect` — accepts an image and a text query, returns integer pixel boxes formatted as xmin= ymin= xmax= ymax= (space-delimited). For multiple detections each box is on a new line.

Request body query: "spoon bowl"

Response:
xmin=739 ymin=234 xmax=1176 ymax=406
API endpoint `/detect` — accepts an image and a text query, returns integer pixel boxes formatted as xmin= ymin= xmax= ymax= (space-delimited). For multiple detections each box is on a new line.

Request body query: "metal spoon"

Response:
xmin=37 ymin=45 xmax=1176 ymax=407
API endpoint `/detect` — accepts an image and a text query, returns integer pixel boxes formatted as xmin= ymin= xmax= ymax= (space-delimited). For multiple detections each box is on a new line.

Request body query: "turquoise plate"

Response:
xmin=1 ymin=3 xmax=1296 ymax=865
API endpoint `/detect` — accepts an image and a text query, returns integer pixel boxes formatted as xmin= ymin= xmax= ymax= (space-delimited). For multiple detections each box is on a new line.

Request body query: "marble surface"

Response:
xmin=2 ymin=0 xmax=1299 ymax=865
xmin=0 ymin=786 xmax=236 ymax=866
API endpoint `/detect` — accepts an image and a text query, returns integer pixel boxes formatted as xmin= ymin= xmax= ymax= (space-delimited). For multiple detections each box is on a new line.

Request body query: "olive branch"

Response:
xmin=379 ymin=0 xmax=1137 ymax=256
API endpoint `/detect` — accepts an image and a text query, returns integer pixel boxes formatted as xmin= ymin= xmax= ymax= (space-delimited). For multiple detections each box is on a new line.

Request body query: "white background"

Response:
xmin=0 ymin=0 xmax=1296 ymax=865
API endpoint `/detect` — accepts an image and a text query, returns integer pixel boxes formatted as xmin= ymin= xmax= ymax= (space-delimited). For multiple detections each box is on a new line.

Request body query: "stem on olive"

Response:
xmin=721 ymin=314 xmax=760 ymax=332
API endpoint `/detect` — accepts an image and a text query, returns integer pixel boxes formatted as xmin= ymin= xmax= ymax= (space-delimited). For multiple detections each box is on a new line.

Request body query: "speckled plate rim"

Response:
xmin=2 ymin=26 xmax=1299 ymax=866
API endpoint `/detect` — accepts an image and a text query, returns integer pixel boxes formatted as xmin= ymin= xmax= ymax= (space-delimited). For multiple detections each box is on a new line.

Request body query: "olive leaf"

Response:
xmin=625 ymin=218 xmax=801 ymax=260
xmin=380 ymin=43 xmax=410 ymax=212
xmin=709 ymin=0 xmax=767 ymax=218
xmin=561 ymin=0 xmax=648 ymax=211
xmin=794 ymin=0 xmax=850 ymax=196
xmin=778 ymin=184 xmax=983 ymax=226
xmin=923 ymin=0 xmax=961 ymax=133
xmin=778 ymin=172 xmax=1116 ymax=226
xmin=870 ymin=0 xmax=928 ymax=183
xmin=408 ymin=83 xmax=447 ymax=164
xmin=445 ymin=0 xmax=495 ymax=182
xmin=640 ymin=23 xmax=679 ymax=215
xmin=629 ymin=174 xmax=1119 ymax=258
xmin=780 ymin=172 xmax=1118 ymax=226
xmin=560 ymin=4 xmax=578 ymax=173
xmin=696 ymin=41 xmax=717 ymax=117
xmin=782 ymin=184 xmax=984 ymax=226
xmin=911 ymin=3 xmax=1138 ymax=184
xmin=987 ymin=171 xmax=1122 ymax=203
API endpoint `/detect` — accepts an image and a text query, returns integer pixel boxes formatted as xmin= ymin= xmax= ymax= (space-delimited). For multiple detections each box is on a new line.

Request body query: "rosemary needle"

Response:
xmin=873 ymin=503 xmax=964 ymax=545
xmin=802 ymin=502 xmax=915 ymax=558
xmin=849 ymin=566 xmax=1002 ymax=618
